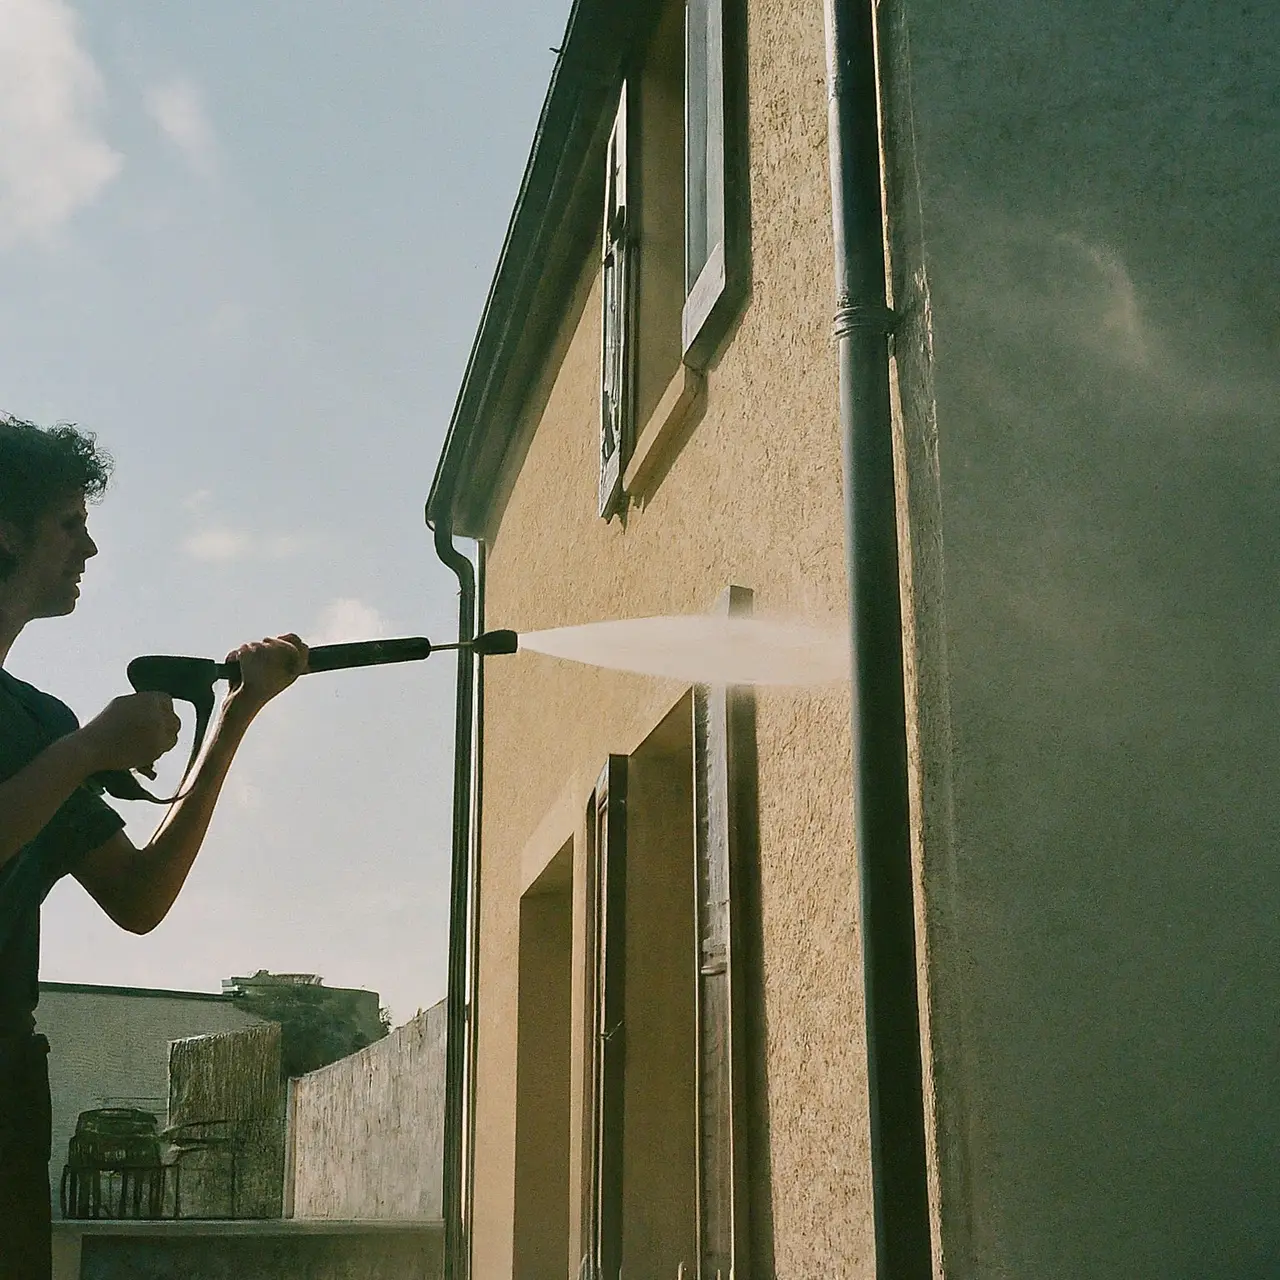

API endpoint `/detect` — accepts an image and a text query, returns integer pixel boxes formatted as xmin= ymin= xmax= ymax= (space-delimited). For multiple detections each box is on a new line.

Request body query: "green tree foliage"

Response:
xmin=233 ymin=980 xmax=389 ymax=1079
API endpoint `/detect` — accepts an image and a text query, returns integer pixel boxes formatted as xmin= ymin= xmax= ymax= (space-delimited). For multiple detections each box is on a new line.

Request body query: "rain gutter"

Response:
xmin=824 ymin=0 xmax=934 ymax=1276
xmin=425 ymin=0 xmax=656 ymax=538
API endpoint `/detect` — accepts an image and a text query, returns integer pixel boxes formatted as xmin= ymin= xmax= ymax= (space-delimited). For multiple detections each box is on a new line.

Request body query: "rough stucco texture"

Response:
xmin=36 ymin=989 xmax=262 ymax=1219
xmin=289 ymin=1001 xmax=445 ymax=1221
xmin=470 ymin=0 xmax=874 ymax=1275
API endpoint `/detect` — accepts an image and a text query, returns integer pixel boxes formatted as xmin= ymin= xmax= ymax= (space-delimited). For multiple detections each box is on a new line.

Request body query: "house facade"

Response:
xmin=430 ymin=1 xmax=869 ymax=1275
xmin=428 ymin=0 xmax=1280 ymax=1278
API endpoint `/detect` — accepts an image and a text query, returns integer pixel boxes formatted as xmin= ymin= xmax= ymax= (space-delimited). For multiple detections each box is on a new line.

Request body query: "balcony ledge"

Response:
xmin=54 ymin=1217 xmax=442 ymax=1237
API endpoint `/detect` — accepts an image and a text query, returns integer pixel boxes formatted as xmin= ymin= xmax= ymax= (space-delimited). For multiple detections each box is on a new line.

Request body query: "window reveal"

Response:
xmin=683 ymin=0 xmax=747 ymax=367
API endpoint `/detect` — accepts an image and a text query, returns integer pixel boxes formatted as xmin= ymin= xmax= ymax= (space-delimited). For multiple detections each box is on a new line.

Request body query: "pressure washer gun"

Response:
xmin=92 ymin=629 xmax=519 ymax=804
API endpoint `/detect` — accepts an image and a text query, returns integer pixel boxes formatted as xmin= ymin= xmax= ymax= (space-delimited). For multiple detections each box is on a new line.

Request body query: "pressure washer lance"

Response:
xmin=91 ymin=629 xmax=520 ymax=804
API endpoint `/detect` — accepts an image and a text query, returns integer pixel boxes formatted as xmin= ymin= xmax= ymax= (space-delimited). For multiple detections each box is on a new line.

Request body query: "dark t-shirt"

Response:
xmin=0 ymin=670 xmax=125 ymax=1036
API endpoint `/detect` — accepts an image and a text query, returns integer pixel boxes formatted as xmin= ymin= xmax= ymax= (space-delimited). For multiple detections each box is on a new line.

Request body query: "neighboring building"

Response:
xmin=425 ymin=0 xmax=1280 ymax=1278
xmin=223 ymin=970 xmax=385 ymax=1050
xmin=36 ymin=981 xmax=262 ymax=1219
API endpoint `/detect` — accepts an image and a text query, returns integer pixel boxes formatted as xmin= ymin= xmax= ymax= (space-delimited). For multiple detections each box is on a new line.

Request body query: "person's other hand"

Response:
xmin=80 ymin=693 xmax=181 ymax=775
xmin=226 ymin=634 xmax=309 ymax=715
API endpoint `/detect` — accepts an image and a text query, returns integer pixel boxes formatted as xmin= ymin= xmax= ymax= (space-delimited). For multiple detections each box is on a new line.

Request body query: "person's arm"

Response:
xmin=0 ymin=692 xmax=180 ymax=873
xmin=74 ymin=635 xmax=307 ymax=934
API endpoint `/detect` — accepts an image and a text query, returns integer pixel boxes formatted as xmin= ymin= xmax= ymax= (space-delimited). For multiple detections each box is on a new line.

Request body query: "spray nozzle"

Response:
xmin=468 ymin=629 xmax=519 ymax=656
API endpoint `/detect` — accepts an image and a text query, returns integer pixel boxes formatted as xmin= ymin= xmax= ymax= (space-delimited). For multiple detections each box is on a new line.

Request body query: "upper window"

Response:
xmin=598 ymin=0 xmax=748 ymax=518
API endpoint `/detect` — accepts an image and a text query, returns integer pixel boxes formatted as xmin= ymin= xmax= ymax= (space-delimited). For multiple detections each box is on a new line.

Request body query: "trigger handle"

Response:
xmin=101 ymin=655 xmax=222 ymax=803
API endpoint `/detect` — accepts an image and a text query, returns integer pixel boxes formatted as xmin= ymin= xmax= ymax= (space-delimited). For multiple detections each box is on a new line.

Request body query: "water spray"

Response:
xmin=92 ymin=613 xmax=846 ymax=804
xmin=93 ymin=629 xmax=519 ymax=803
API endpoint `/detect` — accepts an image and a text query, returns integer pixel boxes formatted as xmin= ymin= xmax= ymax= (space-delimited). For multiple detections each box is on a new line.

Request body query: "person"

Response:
xmin=0 ymin=416 xmax=307 ymax=1278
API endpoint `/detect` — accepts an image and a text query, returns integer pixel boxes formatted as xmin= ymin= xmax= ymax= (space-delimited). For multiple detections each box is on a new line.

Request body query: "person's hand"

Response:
xmin=79 ymin=693 xmax=182 ymax=775
xmin=225 ymin=633 xmax=309 ymax=715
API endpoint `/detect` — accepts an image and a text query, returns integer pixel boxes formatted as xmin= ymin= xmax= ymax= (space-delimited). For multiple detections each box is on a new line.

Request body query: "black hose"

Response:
xmin=824 ymin=0 xmax=933 ymax=1275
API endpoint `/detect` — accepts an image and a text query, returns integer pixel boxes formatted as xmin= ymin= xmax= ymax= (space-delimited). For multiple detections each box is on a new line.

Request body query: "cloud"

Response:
xmin=144 ymin=76 xmax=217 ymax=178
xmin=183 ymin=527 xmax=251 ymax=563
xmin=0 ymin=0 xmax=122 ymax=247
xmin=311 ymin=598 xmax=395 ymax=645
xmin=207 ymin=301 xmax=247 ymax=340
xmin=183 ymin=526 xmax=312 ymax=563
xmin=265 ymin=533 xmax=310 ymax=559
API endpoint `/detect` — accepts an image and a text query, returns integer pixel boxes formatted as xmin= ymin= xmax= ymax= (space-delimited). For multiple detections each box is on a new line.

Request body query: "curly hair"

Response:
xmin=0 ymin=415 xmax=113 ymax=579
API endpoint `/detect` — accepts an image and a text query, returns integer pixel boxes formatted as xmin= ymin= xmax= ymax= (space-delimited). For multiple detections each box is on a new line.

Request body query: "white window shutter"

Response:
xmin=600 ymin=85 xmax=631 ymax=520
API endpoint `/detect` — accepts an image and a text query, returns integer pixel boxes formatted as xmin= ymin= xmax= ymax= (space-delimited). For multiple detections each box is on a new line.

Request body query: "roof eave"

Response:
xmin=426 ymin=0 xmax=656 ymax=538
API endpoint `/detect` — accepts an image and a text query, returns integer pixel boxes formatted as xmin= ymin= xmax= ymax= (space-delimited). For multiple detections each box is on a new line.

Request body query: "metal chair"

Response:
xmin=60 ymin=1108 xmax=165 ymax=1220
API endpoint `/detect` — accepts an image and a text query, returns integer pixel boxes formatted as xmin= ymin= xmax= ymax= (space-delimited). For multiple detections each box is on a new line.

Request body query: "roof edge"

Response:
xmin=427 ymin=0 xmax=655 ymax=536
xmin=39 ymin=980 xmax=239 ymax=1003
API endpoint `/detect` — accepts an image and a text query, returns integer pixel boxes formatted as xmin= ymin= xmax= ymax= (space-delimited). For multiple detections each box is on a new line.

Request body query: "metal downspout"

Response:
xmin=430 ymin=514 xmax=476 ymax=1280
xmin=463 ymin=538 xmax=486 ymax=1280
xmin=823 ymin=1 xmax=934 ymax=1277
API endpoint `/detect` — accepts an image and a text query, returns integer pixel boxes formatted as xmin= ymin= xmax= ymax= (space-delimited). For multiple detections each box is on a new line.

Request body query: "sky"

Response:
xmin=0 ymin=0 xmax=571 ymax=1024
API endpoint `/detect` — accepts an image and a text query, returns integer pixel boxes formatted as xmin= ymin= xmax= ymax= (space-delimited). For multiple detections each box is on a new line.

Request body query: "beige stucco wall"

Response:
xmin=288 ymin=1001 xmax=446 ymax=1222
xmin=468 ymin=0 xmax=872 ymax=1275
xmin=36 ymin=985 xmax=262 ymax=1219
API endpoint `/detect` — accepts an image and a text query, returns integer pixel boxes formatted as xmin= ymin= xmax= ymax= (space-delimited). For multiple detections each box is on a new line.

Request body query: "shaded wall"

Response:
xmin=881 ymin=2 xmax=1280 ymax=1276
xmin=619 ymin=712 xmax=698 ymax=1278
xmin=289 ymin=1001 xmax=446 ymax=1221
xmin=70 ymin=1223 xmax=442 ymax=1280
xmin=513 ymin=849 xmax=574 ymax=1278
xmin=36 ymin=984 xmax=261 ymax=1219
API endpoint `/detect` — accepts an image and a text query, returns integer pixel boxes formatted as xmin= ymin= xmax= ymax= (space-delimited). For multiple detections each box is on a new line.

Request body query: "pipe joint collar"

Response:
xmin=833 ymin=298 xmax=898 ymax=340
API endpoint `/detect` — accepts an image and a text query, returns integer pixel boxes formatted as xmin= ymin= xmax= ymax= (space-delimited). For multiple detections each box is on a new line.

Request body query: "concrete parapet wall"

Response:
xmin=55 ymin=1219 xmax=442 ymax=1280
xmin=168 ymin=1023 xmax=286 ymax=1219
xmin=288 ymin=1001 xmax=445 ymax=1221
